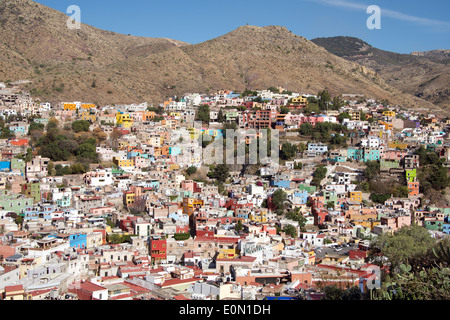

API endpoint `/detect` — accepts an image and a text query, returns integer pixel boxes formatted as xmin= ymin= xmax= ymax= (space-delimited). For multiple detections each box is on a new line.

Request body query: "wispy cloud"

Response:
xmin=303 ymin=0 xmax=450 ymax=29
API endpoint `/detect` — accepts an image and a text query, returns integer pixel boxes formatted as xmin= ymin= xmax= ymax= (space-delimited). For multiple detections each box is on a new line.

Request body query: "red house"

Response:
xmin=149 ymin=235 xmax=166 ymax=264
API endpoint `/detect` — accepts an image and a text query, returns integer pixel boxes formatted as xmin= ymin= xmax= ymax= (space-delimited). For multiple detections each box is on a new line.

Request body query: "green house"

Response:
xmin=424 ymin=220 xmax=444 ymax=231
xmin=405 ymin=169 xmax=417 ymax=183
xmin=298 ymin=184 xmax=316 ymax=194
xmin=21 ymin=181 xmax=41 ymax=203
xmin=0 ymin=190 xmax=34 ymax=215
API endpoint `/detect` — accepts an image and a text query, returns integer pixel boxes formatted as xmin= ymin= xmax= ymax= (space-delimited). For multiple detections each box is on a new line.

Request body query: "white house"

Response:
xmin=83 ymin=168 xmax=113 ymax=188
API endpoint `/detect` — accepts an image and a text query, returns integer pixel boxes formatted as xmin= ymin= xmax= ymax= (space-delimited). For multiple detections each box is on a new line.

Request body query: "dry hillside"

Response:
xmin=0 ymin=0 xmax=446 ymax=116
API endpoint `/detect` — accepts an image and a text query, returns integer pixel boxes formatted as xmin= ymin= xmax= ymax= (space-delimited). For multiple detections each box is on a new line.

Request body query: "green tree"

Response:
xmin=72 ymin=120 xmax=90 ymax=132
xmin=364 ymin=160 xmax=380 ymax=181
xmin=338 ymin=112 xmax=351 ymax=123
xmin=28 ymin=121 xmax=45 ymax=134
xmin=186 ymin=166 xmax=197 ymax=176
xmin=217 ymin=109 xmax=225 ymax=123
xmin=286 ymin=209 xmax=307 ymax=231
xmin=272 ymin=189 xmax=287 ymax=214
xmin=369 ymin=193 xmax=390 ymax=204
xmin=429 ymin=165 xmax=449 ymax=190
xmin=283 ymin=224 xmax=298 ymax=238
xmin=47 ymin=161 xmax=55 ymax=176
xmin=311 ymin=165 xmax=327 ymax=186
xmin=371 ymin=263 xmax=450 ymax=300
xmin=318 ymin=89 xmax=331 ymax=111
xmin=280 ymin=142 xmax=297 ymax=160
xmin=236 ymin=219 xmax=243 ymax=233
xmin=299 ymin=122 xmax=314 ymax=136
xmin=394 ymin=185 xmax=410 ymax=198
xmin=370 ymin=225 xmax=436 ymax=272
xmin=210 ymin=164 xmax=229 ymax=183
xmin=280 ymin=106 xmax=290 ymax=114
xmin=196 ymin=104 xmax=210 ymax=124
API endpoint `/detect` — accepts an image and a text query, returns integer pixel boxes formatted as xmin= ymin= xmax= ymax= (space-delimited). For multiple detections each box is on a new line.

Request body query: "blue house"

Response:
xmin=148 ymin=180 xmax=160 ymax=190
xmin=56 ymin=196 xmax=71 ymax=208
xmin=0 ymin=161 xmax=11 ymax=172
xmin=23 ymin=204 xmax=57 ymax=221
xmin=293 ymin=190 xmax=309 ymax=205
xmin=169 ymin=146 xmax=182 ymax=156
xmin=235 ymin=211 xmax=249 ymax=219
xmin=9 ymin=124 xmax=28 ymax=135
xmin=127 ymin=150 xmax=141 ymax=159
xmin=270 ymin=179 xmax=290 ymax=188
xmin=347 ymin=148 xmax=363 ymax=161
xmin=69 ymin=233 xmax=87 ymax=249
xmin=363 ymin=148 xmax=380 ymax=162
xmin=442 ymin=224 xmax=450 ymax=235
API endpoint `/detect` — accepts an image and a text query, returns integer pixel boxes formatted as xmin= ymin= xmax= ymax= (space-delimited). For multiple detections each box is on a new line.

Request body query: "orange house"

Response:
xmin=408 ymin=181 xmax=419 ymax=197
xmin=153 ymin=147 xmax=162 ymax=158
xmin=142 ymin=111 xmax=156 ymax=122
xmin=10 ymin=139 xmax=28 ymax=146
xmin=161 ymin=146 xmax=170 ymax=157
xmin=182 ymin=197 xmax=204 ymax=216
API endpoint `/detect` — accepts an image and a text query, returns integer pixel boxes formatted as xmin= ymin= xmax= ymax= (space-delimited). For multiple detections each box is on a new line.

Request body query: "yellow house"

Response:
xmin=116 ymin=112 xmax=133 ymax=128
xmin=182 ymin=197 xmax=204 ymax=216
xmin=117 ymin=141 xmax=129 ymax=149
xmin=349 ymin=191 xmax=362 ymax=203
xmin=383 ymin=110 xmax=396 ymax=118
xmin=1 ymin=285 xmax=31 ymax=300
xmin=291 ymin=96 xmax=308 ymax=105
xmin=379 ymin=121 xmax=393 ymax=131
xmin=249 ymin=210 xmax=268 ymax=223
xmin=349 ymin=110 xmax=361 ymax=121
xmin=307 ymin=250 xmax=316 ymax=265
xmin=388 ymin=141 xmax=408 ymax=150
xmin=63 ymin=103 xmax=77 ymax=111
xmin=216 ymin=248 xmax=239 ymax=260
xmin=86 ymin=232 xmax=103 ymax=249
xmin=113 ymin=157 xmax=134 ymax=167
xmin=81 ymin=103 xmax=96 ymax=110
xmin=353 ymin=220 xmax=381 ymax=232
xmin=80 ymin=111 xmax=96 ymax=122
xmin=148 ymin=134 xmax=162 ymax=147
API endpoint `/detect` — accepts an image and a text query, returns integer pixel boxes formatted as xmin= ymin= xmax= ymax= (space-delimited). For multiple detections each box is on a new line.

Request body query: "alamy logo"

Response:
xmin=67 ymin=5 xmax=81 ymax=30
xmin=367 ymin=5 xmax=381 ymax=30
xmin=170 ymin=122 xmax=280 ymax=167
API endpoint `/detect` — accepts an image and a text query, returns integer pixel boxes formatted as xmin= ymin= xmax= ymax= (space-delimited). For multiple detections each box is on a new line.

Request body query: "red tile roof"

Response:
xmin=80 ymin=281 xmax=107 ymax=293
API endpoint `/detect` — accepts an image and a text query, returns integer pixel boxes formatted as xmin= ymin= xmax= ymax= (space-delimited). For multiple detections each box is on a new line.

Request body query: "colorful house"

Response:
xmin=349 ymin=191 xmax=362 ymax=203
xmin=347 ymin=148 xmax=363 ymax=161
xmin=149 ymin=235 xmax=167 ymax=264
xmin=69 ymin=233 xmax=87 ymax=249
xmin=363 ymin=148 xmax=380 ymax=162
xmin=116 ymin=111 xmax=133 ymax=128
xmin=406 ymin=169 xmax=417 ymax=183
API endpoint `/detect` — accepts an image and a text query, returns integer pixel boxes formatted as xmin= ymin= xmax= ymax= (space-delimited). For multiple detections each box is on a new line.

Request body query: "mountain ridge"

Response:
xmin=0 ymin=0 xmax=446 ymax=115
xmin=311 ymin=36 xmax=450 ymax=113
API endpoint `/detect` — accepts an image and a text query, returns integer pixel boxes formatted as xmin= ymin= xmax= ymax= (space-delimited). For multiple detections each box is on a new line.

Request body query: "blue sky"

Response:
xmin=34 ymin=0 xmax=450 ymax=54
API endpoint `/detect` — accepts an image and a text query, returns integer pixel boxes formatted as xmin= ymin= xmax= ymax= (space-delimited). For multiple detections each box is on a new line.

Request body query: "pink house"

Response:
xmin=381 ymin=149 xmax=407 ymax=161
xmin=380 ymin=215 xmax=411 ymax=232
xmin=133 ymin=156 xmax=151 ymax=169
xmin=89 ymin=206 xmax=115 ymax=217
xmin=180 ymin=180 xmax=201 ymax=193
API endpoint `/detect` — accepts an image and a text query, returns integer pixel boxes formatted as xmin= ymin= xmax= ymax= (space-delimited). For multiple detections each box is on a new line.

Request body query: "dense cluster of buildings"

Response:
xmin=0 ymin=84 xmax=449 ymax=300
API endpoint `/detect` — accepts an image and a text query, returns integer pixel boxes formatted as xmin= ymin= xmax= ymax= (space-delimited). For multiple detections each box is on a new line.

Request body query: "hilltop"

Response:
xmin=311 ymin=36 xmax=450 ymax=113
